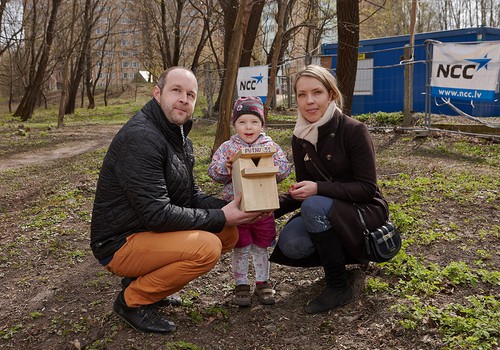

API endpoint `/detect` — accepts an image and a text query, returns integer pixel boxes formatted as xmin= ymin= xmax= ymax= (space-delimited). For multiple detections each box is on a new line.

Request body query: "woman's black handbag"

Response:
xmin=356 ymin=207 xmax=401 ymax=263
xmin=308 ymin=152 xmax=401 ymax=262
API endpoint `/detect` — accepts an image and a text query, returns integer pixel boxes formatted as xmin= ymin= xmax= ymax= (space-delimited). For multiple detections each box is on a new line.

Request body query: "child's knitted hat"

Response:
xmin=232 ymin=96 xmax=265 ymax=125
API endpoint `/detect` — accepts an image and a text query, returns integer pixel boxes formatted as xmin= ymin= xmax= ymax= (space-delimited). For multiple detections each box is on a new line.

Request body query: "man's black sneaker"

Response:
xmin=154 ymin=294 xmax=182 ymax=307
xmin=120 ymin=277 xmax=182 ymax=307
xmin=113 ymin=291 xmax=176 ymax=333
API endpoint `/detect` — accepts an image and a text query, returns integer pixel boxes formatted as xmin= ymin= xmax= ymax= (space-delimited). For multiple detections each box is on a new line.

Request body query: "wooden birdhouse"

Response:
xmin=231 ymin=146 xmax=280 ymax=212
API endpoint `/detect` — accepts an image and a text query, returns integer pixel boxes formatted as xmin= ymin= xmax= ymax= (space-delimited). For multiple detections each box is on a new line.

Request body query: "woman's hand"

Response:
xmin=288 ymin=181 xmax=317 ymax=201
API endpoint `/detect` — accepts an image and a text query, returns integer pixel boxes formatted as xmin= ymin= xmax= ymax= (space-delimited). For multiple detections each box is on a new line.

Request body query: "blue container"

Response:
xmin=321 ymin=27 xmax=500 ymax=117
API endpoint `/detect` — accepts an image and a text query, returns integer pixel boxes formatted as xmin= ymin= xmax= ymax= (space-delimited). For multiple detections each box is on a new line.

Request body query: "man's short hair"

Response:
xmin=157 ymin=66 xmax=195 ymax=91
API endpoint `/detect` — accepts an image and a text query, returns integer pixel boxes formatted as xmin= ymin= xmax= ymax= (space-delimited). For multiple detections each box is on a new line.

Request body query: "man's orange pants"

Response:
xmin=105 ymin=226 xmax=238 ymax=307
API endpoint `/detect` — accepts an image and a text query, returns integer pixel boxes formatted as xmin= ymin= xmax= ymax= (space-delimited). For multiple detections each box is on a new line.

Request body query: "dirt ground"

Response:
xmin=0 ymin=119 xmax=498 ymax=350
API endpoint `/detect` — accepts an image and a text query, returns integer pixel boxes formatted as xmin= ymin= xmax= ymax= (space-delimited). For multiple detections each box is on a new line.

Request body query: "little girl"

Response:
xmin=208 ymin=96 xmax=291 ymax=306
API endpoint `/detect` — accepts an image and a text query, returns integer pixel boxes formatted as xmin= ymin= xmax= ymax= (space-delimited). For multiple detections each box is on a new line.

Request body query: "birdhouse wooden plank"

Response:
xmin=231 ymin=146 xmax=280 ymax=212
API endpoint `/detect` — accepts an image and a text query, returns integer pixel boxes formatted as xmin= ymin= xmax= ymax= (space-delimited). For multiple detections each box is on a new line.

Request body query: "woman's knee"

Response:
xmin=278 ymin=235 xmax=314 ymax=259
xmin=301 ymin=196 xmax=332 ymax=217
xmin=278 ymin=218 xmax=315 ymax=259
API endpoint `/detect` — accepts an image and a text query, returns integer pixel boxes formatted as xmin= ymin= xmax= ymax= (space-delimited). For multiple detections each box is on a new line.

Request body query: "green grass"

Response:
xmin=1 ymin=101 xmax=498 ymax=349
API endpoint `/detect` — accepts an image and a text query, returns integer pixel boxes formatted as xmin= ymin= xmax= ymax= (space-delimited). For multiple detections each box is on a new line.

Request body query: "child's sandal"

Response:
xmin=254 ymin=282 xmax=275 ymax=305
xmin=234 ymin=284 xmax=251 ymax=307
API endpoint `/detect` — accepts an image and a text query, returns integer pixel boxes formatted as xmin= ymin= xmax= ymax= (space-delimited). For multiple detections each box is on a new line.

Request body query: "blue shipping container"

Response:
xmin=321 ymin=26 xmax=500 ymax=117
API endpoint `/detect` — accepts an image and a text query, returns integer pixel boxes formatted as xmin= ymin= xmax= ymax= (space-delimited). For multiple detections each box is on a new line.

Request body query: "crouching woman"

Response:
xmin=270 ymin=65 xmax=389 ymax=314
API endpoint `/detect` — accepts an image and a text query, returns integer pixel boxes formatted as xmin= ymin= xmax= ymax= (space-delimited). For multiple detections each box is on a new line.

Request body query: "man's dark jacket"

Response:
xmin=90 ymin=99 xmax=227 ymax=261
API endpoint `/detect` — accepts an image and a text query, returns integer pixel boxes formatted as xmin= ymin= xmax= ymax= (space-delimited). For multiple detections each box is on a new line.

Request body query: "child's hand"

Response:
xmin=225 ymin=156 xmax=233 ymax=175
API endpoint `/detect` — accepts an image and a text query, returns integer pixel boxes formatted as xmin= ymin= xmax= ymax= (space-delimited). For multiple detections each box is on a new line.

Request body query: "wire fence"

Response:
xmin=193 ymin=39 xmax=500 ymax=134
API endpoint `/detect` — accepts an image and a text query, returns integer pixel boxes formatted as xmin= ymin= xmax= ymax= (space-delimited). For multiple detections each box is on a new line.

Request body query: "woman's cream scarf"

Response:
xmin=293 ymin=102 xmax=337 ymax=148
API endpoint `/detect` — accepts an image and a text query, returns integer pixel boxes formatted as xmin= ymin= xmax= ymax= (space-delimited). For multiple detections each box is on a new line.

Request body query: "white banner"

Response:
xmin=237 ymin=65 xmax=268 ymax=103
xmin=430 ymin=42 xmax=500 ymax=101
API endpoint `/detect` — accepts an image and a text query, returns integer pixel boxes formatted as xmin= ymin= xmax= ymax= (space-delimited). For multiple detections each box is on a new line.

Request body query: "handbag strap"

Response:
xmin=355 ymin=205 xmax=370 ymax=235
xmin=301 ymin=125 xmax=337 ymax=183
xmin=308 ymin=156 xmax=333 ymax=183
xmin=309 ymin=153 xmax=371 ymax=238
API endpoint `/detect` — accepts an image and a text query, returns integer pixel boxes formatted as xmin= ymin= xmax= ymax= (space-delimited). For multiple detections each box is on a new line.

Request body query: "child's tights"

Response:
xmin=232 ymin=244 xmax=269 ymax=285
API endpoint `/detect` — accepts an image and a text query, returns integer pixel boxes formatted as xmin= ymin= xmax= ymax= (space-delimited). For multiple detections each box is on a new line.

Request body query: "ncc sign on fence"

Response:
xmin=237 ymin=65 xmax=268 ymax=103
xmin=430 ymin=42 xmax=500 ymax=101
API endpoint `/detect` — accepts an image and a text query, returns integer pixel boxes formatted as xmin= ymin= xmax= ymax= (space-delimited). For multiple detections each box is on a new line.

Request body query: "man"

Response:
xmin=90 ymin=67 xmax=263 ymax=333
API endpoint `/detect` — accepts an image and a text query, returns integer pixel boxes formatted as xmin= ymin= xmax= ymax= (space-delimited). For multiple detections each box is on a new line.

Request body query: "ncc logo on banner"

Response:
xmin=430 ymin=42 xmax=500 ymax=101
xmin=237 ymin=65 xmax=268 ymax=103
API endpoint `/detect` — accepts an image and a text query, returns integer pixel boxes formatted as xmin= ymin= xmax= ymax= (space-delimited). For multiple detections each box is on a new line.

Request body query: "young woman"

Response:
xmin=271 ymin=65 xmax=389 ymax=314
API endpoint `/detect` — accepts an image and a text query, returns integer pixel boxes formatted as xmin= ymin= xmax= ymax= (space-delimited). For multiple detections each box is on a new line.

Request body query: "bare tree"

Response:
xmin=187 ymin=0 xmax=216 ymax=72
xmin=57 ymin=0 xmax=80 ymax=128
xmin=192 ymin=0 xmax=224 ymax=72
xmin=210 ymin=0 xmax=238 ymax=113
xmin=240 ymin=0 xmax=265 ymax=66
xmin=64 ymin=0 xmax=99 ymax=115
xmin=264 ymin=0 xmax=286 ymax=114
xmin=0 ymin=0 xmax=23 ymax=58
xmin=0 ymin=0 xmax=7 ymax=34
xmin=210 ymin=0 xmax=259 ymax=114
xmin=305 ymin=1 xmax=336 ymax=62
xmin=188 ymin=0 xmax=225 ymax=116
xmin=263 ymin=0 xmax=296 ymax=64
xmin=131 ymin=0 xmax=207 ymax=75
xmin=213 ymin=0 xmax=254 ymax=154
xmin=87 ymin=3 xmax=122 ymax=108
xmin=0 ymin=0 xmax=23 ymax=112
xmin=361 ymin=0 xmax=500 ymax=36
xmin=13 ymin=0 xmax=62 ymax=121
xmin=336 ymin=0 xmax=359 ymax=116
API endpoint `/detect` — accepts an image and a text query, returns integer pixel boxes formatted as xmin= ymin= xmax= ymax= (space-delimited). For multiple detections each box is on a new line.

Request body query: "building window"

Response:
xmin=122 ymin=61 xmax=129 ymax=68
xmin=123 ymin=73 xmax=128 ymax=79
xmin=131 ymin=61 xmax=138 ymax=68
xmin=354 ymin=58 xmax=374 ymax=96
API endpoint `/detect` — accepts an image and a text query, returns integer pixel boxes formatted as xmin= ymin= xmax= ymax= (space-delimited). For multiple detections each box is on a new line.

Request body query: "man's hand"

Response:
xmin=222 ymin=193 xmax=269 ymax=226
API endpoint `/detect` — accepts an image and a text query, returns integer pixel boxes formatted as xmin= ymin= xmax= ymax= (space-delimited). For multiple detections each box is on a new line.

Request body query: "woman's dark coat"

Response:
xmin=273 ymin=109 xmax=388 ymax=264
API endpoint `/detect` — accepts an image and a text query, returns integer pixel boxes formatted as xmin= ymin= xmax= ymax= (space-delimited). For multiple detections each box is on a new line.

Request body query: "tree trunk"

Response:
xmin=213 ymin=0 xmax=239 ymax=113
xmin=65 ymin=0 xmax=93 ymax=115
xmin=159 ymin=0 xmax=172 ymax=68
xmin=240 ymin=0 xmax=265 ymax=67
xmin=336 ymin=0 xmax=359 ymax=116
xmin=85 ymin=42 xmax=95 ymax=109
xmin=212 ymin=0 xmax=254 ymax=154
xmin=265 ymin=0 xmax=286 ymax=116
xmin=265 ymin=0 xmax=295 ymax=67
xmin=58 ymin=57 xmax=69 ymax=128
xmin=13 ymin=0 xmax=62 ymax=121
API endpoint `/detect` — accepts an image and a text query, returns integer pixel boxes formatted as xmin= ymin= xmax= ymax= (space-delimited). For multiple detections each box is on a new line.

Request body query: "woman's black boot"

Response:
xmin=305 ymin=229 xmax=353 ymax=314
